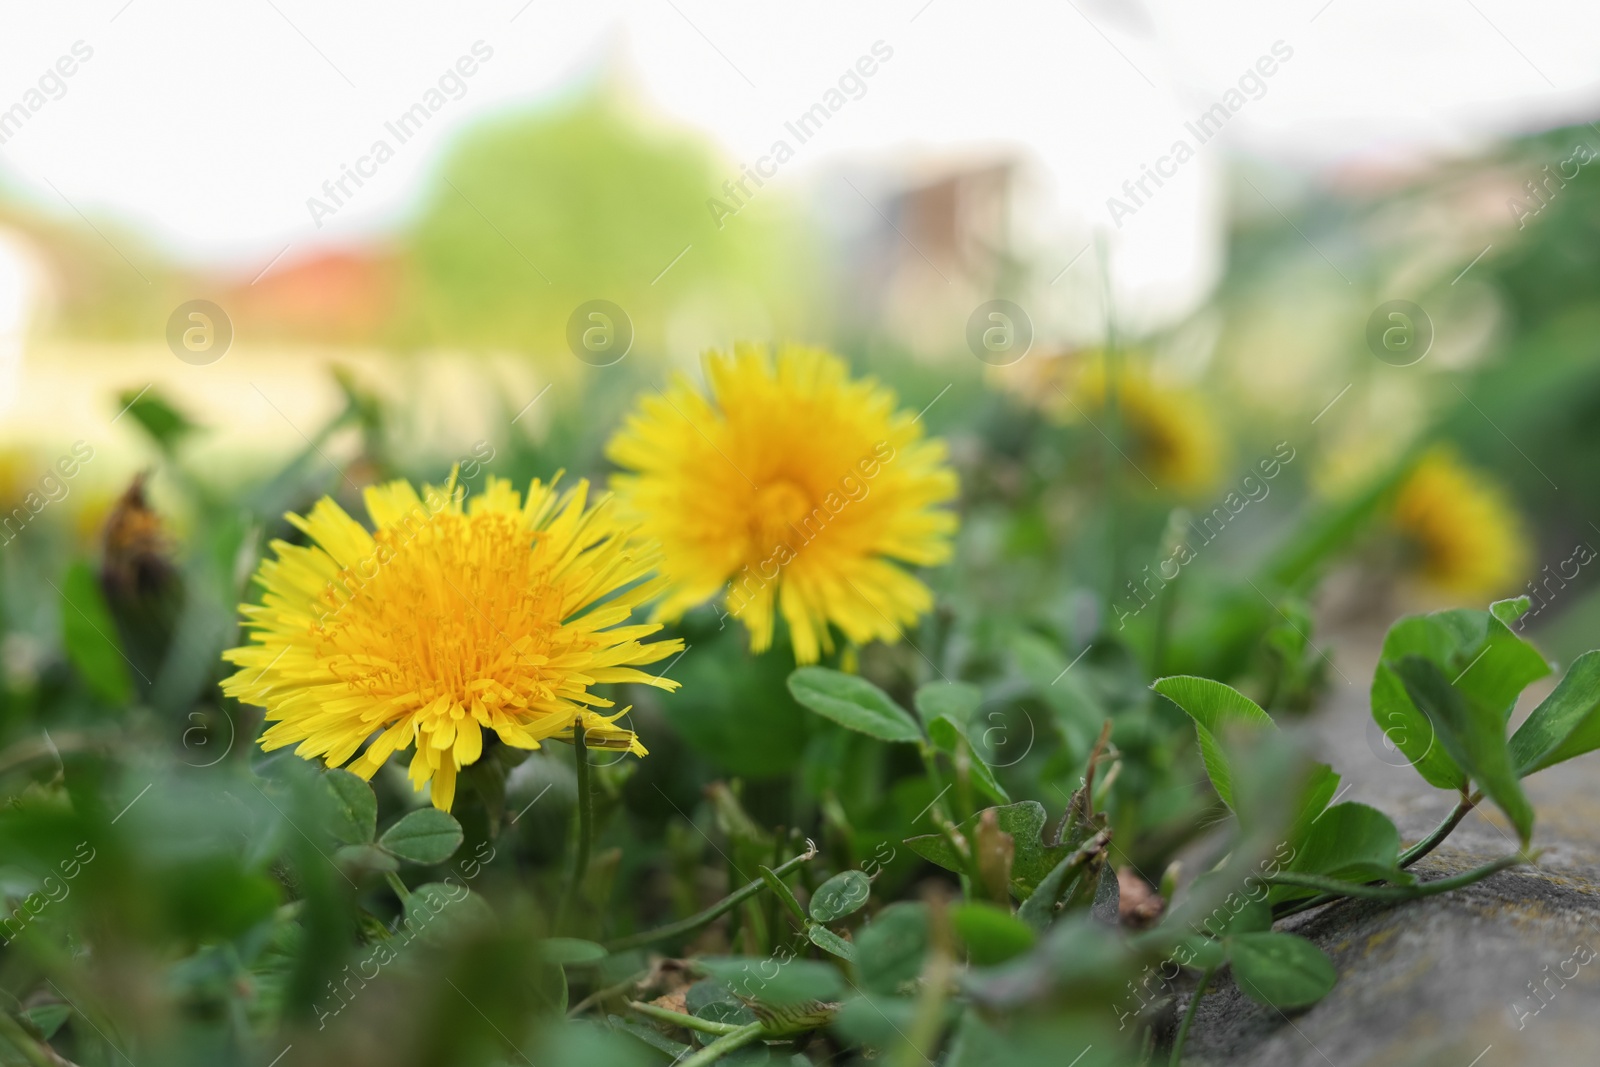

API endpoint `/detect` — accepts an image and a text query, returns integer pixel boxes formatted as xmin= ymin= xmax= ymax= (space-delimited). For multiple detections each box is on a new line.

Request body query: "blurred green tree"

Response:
xmin=401 ymin=86 xmax=822 ymax=360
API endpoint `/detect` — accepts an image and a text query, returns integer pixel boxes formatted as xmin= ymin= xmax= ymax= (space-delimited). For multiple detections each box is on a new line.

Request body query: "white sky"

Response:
xmin=0 ymin=0 xmax=1596 ymax=284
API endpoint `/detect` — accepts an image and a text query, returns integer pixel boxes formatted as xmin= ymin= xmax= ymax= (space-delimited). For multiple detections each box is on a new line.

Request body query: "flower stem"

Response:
xmin=604 ymin=845 xmax=818 ymax=953
xmin=0 ymin=1011 xmax=61 ymax=1067
xmin=677 ymin=1022 xmax=766 ymax=1067
xmin=1168 ymin=965 xmax=1213 ymax=1067
xmin=1398 ymin=793 xmax=1478 ymax=869
xmin=558 ymin=727 xmax=592 ymax=929
xmin=384 ymin=870 xmax=411 ymax=904
xmin=1266 ymin=852 xmax=1526 ymax=903
xmin=625 ymin=999 xmax=743 ymax=1036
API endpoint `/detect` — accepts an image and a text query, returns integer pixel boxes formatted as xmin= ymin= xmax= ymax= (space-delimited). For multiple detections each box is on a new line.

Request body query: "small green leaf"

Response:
xmin=905 ymin=802 xmax=1070 ymax=896
xmin=1434 ymin=607 xmax=1551 ymax=717
xmin=22 ymin=1002 xmax=71 ymax=1040
xmin=1372 ymin=607 xmax=1551 ymax=791
xmin=1371 ymin=616 xmax=1468 ymax=790
xmin=334 ymin=843 xmax=398 ymax=873
xmin=1015 ymin=832 xmax=1104 ymax=931
xmin=686 ymin=978 xmax=758 ymax=1028
xmin=831 ymin=992 xmax=924 ymax=1050
xmin=787 ymin=667 xmax=923 ymax=744
xmin=402 ymin=881 xmax=493 ymax=945
xmin=806 ymin=923 xmax=856 ymax=960
xmin=855 ymin=903 xmax=929 ymax=995
xmin=1089 ymin=862 xmax=1119 ymax=925
xmin=1491 ymin=596 xmax=1532 ymax=626
xmin=323 ymin=769 xmax=377 ymax=845
xmin=951 ymin=902 xmax=1037 ymax=966
xmin=1509 ymin=651 xmax=1600 ymax=775
xmin=1276 ymin=803 xmax=1413 ymax=903
xmin=1187 ymin=870 xmax=1272 ymax=938
xmin=810 ymin=870 xmax=871 ymax=923
xmin=118 ymin=387 xmax=199 ymax=455
xmin=59 ymin=562 xmax=134 ymax=705
xmin=759 ymin=864 xmax=807 ymax=923
xmin=1228 ymin=932 xmax=1337 ymax=1009
xmin=914 ymin=682 xmax=982 ymax=728
xmin=928 ymin=716 xmax=1010 ymax=804
xmin=1393 ymin=656 xmax=1534 ymax=845
xmin=379 ymin=808 xmax=465 ymax=864
xmin=1151 ymin=675 xmax=1273 ymax=810
xmin=1176 ymin=935 xmax=1226 ymax=970
xmin=536 ymin=938 xmax=608 ymax=965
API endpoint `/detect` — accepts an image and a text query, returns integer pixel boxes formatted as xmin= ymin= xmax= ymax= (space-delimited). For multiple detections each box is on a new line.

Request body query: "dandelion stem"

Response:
xmin=558 ymin=727 xmax=593 ymax=929
xmin=604 ymin=846 xmax=818 ymax=953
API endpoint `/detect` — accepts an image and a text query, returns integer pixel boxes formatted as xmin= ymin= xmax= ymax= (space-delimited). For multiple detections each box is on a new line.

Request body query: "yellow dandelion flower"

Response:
xmin=1069 ymin=357 xmax=1222 ymax=494
xmin=1391 ymin=450 xmax=1528 ymax=599
xmin=221 ymin=474 xmax=682 ymax=811
xmin=605 ymin=343 xmax=959 ymax=664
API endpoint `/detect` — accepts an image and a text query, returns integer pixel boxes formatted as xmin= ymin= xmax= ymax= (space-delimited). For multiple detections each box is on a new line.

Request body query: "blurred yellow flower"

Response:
xmin=1070 ymin=358 xmax=1222 ymax=494
xmin=606 ymin=343 xmax=958 ymax=664
xmin=992 ymin=352 xmax=1222 ymax=493
xmin=1391 ymin=450 xmax=1528 ymax=598
xmin=222 ymin=474 xmax=681 ymax=811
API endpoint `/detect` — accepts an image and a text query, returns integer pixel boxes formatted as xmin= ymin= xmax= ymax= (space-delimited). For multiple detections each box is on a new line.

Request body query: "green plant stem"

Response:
xmin=625 ymin=999 xmax=744 ymax=1036
xmin=0 ymin=1012 xmax=61 ymax=1067
xmin=677 ymin=1021 xmax=766 ymax=1067
xmin=896 ymin=902 xmax=956 ymax=1067
xmin=604 ymin=846 xmax=818 ymax=953
xmin=567 ymin=969 xmax=646 ymax=1018
xmin=1266 ymin=852 xmax=1526 ymax=904
xmin=951 ymin=742 xmax=976 ymax=827
xmin=1275 ymin=793 xmax=1482 ymax=919
xmin=918 ymin=744 xmax=978 ymax=891
xmin=557 ymin=727 xmax=592 ymax=928
xmin=1168 ymin=965 xmax=1213 ymax=1067
xmin=384 ymin=871 xmax=411 ymax=903
xmin=1399 ymin=794 xmax=1478 ymax=869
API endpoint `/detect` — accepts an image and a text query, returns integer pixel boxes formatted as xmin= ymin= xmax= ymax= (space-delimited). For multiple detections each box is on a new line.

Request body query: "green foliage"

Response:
xmin=1508 ymin=651 xmax=1600 ymax=774
xmin=1391 ymin=656 xmax=1535 ymax=844
xmin=1275 ymin=803 xmax=1412 ymax=903
xmin=808 ymin=870 xmax=870 ymax=923
xmin=1228 ymin=932 xmax=1337 ymax=1009
xmin=323 ymin=769 xmax=378 ymax=845
xmin=379 ymin=808 xmax=466 ymax=865
xmin=116 ymin=387 xmax=199 ymax=455
xmin=787 ymin=667 xmax=924 ymax=744
xmin=854 ymin=903 xmax=930 ymax=996
xmin=1150 ymin=675 xmax=1273 ymax=810
xmin=951 ymin=902 xmax=1037 ymax=965
xmin=1371 ymin=602 xmax=1551 ymax=791
xmin=914 ymin=682 xmax=983 ymax=725
xmin=536 ymin=938 xmax=608 ymax=965
xmin=905 ymin=801 xmax=1074 ymax=896
xmin=404 ymin=89 xmax=818 ymax=355
xmin=58 ymin=561 xmax=135 ymax=705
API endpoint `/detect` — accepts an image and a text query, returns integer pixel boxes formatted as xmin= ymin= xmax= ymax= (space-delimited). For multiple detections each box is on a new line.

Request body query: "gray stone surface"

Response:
xmin=1181 ymin=632 xmax=1600 ymax=1066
